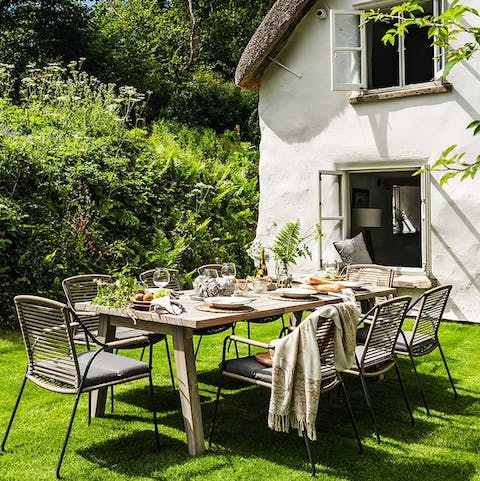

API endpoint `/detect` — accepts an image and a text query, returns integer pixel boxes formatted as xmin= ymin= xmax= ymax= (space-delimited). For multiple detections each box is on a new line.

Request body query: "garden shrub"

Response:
xmin=0 ymin=63 xmax=259 ymax=329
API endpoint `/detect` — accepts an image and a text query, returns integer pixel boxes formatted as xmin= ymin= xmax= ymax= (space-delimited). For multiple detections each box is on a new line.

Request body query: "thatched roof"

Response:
xmin=235 ymin=0 xmax=316 ymax=90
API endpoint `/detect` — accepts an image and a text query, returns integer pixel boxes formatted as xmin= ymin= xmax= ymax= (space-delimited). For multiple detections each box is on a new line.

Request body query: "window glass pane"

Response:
xmin=335 ymin=51 xmax=362 ymax=85
xmin=350 ymin=171 xmax=422 ymax=268
xmin=369 ymin=21 xmax=399 ymax=88
xmin=321 ymin=175 xmax=342 ymax=217
xmin=321 ymin=220 xmax=343 ymax=262
xmin=335 ymin=14 xmax=361 ymax=48
xmin=405 ymin=25 xmax=434 ymax=84
xmin=319 ymin=173 xmax=344 ymax=264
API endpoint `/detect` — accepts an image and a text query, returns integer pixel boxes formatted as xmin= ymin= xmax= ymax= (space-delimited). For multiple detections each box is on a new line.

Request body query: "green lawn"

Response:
xmin=0 ymin=321 xmax=479 ymax=481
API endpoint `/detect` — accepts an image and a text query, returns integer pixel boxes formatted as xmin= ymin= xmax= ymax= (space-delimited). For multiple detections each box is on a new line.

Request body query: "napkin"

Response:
xmin=150 ymin=294 xmax=184 ymax=315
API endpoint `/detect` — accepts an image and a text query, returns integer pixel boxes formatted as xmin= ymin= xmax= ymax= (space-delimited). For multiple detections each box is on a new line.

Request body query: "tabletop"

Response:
xmin=75 ymin=285 xmax=395 ymax=330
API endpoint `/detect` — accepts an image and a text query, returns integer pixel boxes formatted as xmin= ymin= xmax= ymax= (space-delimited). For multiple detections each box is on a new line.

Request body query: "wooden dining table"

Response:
xmin=75 ymin=285 xmax=395 ymax=456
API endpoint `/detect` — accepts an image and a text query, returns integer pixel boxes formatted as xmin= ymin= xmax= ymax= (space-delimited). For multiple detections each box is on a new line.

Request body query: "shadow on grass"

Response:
xmin=76 ymin=430 xmax=202 ymax=478
xmin=101 ymin=352 xmax=478 ymax=479
xmin=115 ymin=384 xmax=181 ymax=414
xmin=201 ymin=385 xmax=476 ymax=481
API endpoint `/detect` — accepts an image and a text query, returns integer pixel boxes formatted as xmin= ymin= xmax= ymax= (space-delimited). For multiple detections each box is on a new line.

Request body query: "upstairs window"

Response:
xmin=331 ymin=0 xmax=443 ymax=91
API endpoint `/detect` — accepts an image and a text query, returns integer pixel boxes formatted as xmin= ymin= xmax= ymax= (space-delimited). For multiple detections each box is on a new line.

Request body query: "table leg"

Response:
xmin=91 ymin=314 xmax=116 ymax=417
xmin=171 ymin=325 xmax=205 ymax=455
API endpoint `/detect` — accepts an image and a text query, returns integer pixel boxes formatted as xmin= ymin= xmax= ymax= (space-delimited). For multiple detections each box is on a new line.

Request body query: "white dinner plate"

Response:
xmin=339 ymin=281 xmax=364 ymax=289
xmin=275 ymin=288 xmax=315 ymax=299
xmin=204 ymin=296 xmax=253 ymax=309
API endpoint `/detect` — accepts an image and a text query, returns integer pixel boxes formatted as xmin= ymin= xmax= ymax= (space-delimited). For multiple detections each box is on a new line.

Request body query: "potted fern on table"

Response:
xmin=269 ymin=219 xmax=318 ymax=287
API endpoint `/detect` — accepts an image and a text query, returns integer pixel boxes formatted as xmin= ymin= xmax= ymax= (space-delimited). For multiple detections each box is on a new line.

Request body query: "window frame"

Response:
xmin=318 ymin=170 xmax=349 ymax=268
xmin=320 ymin=166 xmax=432 ymax=275
xmin=331 ymin=0 xmax=444 ymax=93
xmin=330 ymin=10 xmax=367 ymax=91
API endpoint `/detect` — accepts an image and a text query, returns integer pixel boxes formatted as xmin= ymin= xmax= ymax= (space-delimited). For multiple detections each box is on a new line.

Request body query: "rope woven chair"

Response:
xmin=62 ymin=274 xmax=176 ymax=408
xmin=208 ymin=311 xmax=363 ymax=476
xmin=394 ymin=285 xmax=456 ymax=414
xmin=344 ymin=296 xmax=413 ymax=443
xmin=1 ymin=295 xmax=160 ymax=479
xmin=345 ymin=264 xmax=395 ymax=313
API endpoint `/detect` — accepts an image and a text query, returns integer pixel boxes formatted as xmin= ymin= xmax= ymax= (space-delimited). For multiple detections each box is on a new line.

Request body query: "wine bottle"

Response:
xmin=257 ymin=248 xmax=268 ymax=277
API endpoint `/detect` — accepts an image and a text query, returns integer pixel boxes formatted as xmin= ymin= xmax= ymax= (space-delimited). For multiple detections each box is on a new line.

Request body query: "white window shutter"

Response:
xmin=330 ymin=10 xmax=367 ymax=91
xmin=318 ymin=170 xmax=348 ymax=267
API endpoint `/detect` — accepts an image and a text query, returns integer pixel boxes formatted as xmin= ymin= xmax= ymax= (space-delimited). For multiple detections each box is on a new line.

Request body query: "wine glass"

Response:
xmin=152 ymin=268 xmax=170 ymax=288
xmin=220 ymin=262 xmax=236 ymax=279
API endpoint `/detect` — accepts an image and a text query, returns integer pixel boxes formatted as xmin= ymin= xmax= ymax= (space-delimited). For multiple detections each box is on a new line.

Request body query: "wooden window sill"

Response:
xmin=349 ymin=83 xmax=452 ymax=104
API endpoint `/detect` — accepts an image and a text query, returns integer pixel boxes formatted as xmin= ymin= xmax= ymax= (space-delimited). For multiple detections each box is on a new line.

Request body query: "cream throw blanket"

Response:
xmin=267 ymin=300 xmax=360 ymax=440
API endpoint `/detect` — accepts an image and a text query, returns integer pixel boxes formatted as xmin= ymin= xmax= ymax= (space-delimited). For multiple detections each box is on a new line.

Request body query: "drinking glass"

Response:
xmin=152 ymin=268 xmax=170 ymax=288
xmin=234 ymin=278 xmax=249 ymax=296
xmin=253 ymin=277 xmax=268 ymax=294
xmin=325 ymin=261 xmax=339 ymax=277
xmin=220 ymin=262 xmax=236 ymax=279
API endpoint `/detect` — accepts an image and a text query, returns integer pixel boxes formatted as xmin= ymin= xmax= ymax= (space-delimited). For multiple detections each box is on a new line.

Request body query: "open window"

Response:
xmin=318 ymin=171 xmax=348 ymax=267
xmin=330 ymin=10 xmax=367 ymax=90
xmin=319 ymin=168 xmax=431 ymax=272
xmin=331 ymin=0 xmax=444 ymax=92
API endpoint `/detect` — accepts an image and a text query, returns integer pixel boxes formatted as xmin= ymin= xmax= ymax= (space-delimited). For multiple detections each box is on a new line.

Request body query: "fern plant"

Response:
xmin=269 ymin=219 xmax=315 ymax=276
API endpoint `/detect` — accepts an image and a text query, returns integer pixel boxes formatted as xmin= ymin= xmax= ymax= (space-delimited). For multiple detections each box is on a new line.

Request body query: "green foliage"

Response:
xmin=0 ymin=0 xmax=273 ymax=142
xmin=0 ymin=0 xmax=92 ymax=91
xmin=364 ymin=0 xmax=480 ymax=183
xmin=0 ymin=64 xmax=259 ymax=328
xmin=93 ymin=275 xmax=144 ymax=308
xmin=269 ymin=220 xmax=317 ymax=272
xmin=163 ymin=71 xmax=260 ymax=143
xmin=86 ymin=0 xmax=272 ymax=142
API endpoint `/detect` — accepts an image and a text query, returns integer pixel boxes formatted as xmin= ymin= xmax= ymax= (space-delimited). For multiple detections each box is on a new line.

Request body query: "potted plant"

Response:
xmin=269 ymin=219 xmax=318 ymax=287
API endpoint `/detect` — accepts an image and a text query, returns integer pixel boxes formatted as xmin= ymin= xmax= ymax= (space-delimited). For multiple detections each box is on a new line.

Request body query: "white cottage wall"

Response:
xmin=256 ymin=0 xmax=480 ymax=321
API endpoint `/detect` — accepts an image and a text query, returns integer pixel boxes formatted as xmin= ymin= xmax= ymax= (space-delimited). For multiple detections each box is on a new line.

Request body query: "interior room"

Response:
xmin=349 ymin=171 xmax=422 ymax=268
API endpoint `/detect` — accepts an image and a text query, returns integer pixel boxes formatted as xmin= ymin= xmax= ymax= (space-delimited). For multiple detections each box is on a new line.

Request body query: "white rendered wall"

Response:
xmin=256 ymin=0 xmax=480 ymax=322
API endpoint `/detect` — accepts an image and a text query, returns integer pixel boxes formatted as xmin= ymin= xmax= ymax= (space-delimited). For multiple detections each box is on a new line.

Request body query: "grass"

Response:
xmin=0 ymin=320 xmax=479 ymax=481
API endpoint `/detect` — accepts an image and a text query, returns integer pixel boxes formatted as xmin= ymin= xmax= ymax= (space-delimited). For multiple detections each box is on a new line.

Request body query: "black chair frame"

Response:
xmin=2 ymin=296 xmax=160 ymax=479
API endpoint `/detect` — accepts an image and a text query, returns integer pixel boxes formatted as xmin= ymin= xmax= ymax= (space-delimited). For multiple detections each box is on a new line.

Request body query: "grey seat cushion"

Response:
xmin=78 ymin=351 xmax=150 ymax=388
xmin=395 ymin=330 xmax=436 ymax=353
xmin=223 ymin=356 xmax=272 ymax=384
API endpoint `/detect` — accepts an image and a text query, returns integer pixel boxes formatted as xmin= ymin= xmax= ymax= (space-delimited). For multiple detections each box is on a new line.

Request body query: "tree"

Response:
xmin=88 ymin=0 xmax=273 ymax=141
xmin=0 ymin=1 xmax=92 ymax=70
xmin=364 ymin=0 xmax=480 ymax=183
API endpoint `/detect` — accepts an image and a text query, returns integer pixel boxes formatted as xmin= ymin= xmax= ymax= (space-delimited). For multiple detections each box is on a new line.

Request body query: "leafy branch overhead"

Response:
xmin=363 ymin=0 xmax=480 ymax=183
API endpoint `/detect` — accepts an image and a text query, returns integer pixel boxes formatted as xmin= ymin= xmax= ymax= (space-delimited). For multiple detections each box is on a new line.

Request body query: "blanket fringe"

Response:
xmin=268 ymin=412 xmax=317 ymax=441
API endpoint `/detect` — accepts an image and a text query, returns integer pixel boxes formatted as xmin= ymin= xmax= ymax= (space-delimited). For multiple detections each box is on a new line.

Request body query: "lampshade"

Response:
xmin=352 ymin=208 xmax=382 ymax=228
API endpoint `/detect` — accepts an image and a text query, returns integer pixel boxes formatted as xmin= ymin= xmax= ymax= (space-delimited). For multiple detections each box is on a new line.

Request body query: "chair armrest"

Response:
xmin=105 ymin=336 xmax=149 ymax=350
xmin=228 ymin=335 xmax=273 ymax=350
xmin=357 ymin=304 xmax=378 ymax=326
